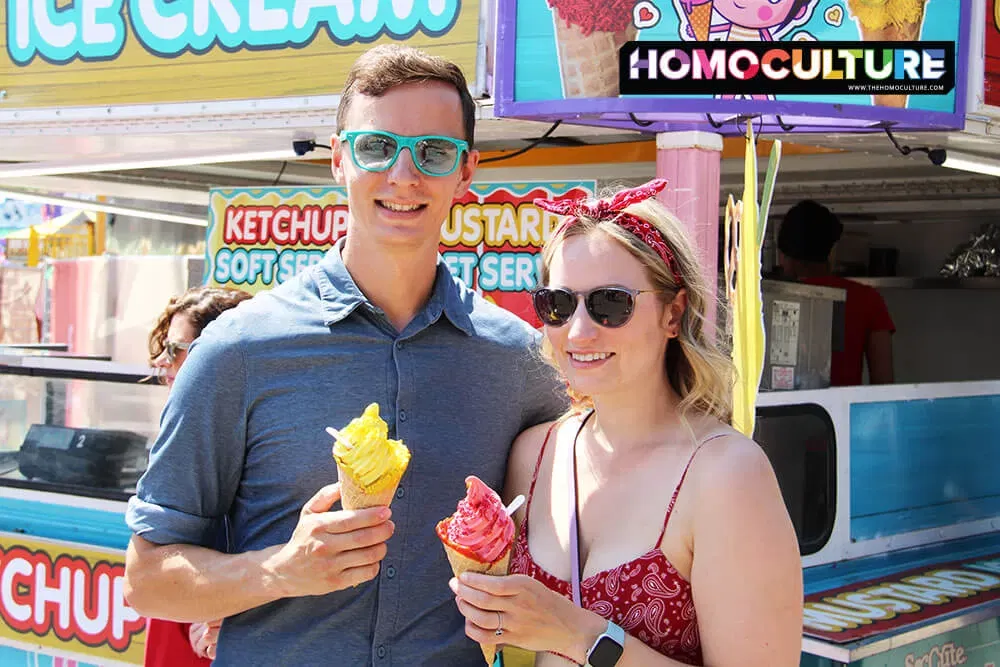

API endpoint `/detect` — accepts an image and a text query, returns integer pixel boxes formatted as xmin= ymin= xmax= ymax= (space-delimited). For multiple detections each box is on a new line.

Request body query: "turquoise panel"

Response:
xmin=850 ymin=395 xmax=1000 ymax=541
xmin=0 ymin=644 xmax=101 ymax=666
xmin=853 ymin=617 xmax=1000 ymax=666
xmin=801 ymin=617 xmax=1000 ymax=666
xmin=800 ymin=654 xmax=837 ymax=667
xmin=0 ymin=497 xmax=129 ymax=551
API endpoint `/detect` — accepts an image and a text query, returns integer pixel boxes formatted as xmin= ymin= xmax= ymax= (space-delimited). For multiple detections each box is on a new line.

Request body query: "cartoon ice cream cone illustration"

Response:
xmin=847 ymin=0 xmax=928 ymax=107
xmin=682 ymin=0 xmax=715 ymax=41
xmin=549 ymin=0 xmax=639 ymax=98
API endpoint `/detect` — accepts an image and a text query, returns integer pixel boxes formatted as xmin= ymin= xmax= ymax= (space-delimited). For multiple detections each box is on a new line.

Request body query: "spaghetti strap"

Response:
xmin=655 ymin=432 xmax=729 ymax=548
xmin=523 ymin=418 xmax=566 ymax=528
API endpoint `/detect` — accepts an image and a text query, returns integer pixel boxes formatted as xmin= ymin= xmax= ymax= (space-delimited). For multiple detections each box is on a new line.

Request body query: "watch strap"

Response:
xmin=585 ymin=620 xmax=626 ymax=667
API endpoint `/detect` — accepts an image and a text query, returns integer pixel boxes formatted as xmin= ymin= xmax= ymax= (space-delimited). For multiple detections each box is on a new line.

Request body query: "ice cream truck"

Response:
xmin=491 ymin=0 xmax=1000 ymax=664
xmin=0 ymin=1 xmax=512 ymax=665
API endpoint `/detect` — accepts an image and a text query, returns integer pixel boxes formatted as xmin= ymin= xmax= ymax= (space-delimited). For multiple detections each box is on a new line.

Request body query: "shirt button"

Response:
xmin=386 ymin=565 xmax=397 ymax=579
xmin=377 ymin=646 xmax=387 ymax=659
xmin=399 ymin=410 xmax=407 ymax=422
xmin=396 ymin=487 xmax=405 ymax=499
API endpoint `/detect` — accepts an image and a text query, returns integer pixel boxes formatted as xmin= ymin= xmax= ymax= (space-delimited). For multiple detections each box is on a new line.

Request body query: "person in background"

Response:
xmin=450 ymin=180 xmax=803 ymax=666
xmin=144 ymin=285 xmax=252 ymax=665
xmin=778 ymin=200 xmax=895 ymax=386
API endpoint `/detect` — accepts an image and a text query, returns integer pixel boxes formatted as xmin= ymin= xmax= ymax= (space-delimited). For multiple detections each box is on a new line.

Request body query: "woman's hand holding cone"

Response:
xmin=450 ymin=572 xmax=606 ymax=665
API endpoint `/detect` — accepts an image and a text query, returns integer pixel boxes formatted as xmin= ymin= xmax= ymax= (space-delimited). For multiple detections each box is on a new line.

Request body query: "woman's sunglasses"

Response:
xmin=338 ymin=130 xmax=469 ymax=177
xmin=163 ymin=340 xmax=191 ymax=364
xmin=531 ymin=287 xmax=660 ymax=328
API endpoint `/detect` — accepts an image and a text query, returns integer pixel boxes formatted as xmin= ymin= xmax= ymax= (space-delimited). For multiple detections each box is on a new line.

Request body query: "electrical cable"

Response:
xmin=271 ymin=161 xmax=288 ymax=186
xmin=480 ymin=121 xmax=563 ymax=164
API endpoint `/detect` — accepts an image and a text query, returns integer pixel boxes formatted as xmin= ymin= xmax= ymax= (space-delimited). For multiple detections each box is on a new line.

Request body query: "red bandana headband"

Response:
xmin=533 ymin=178 xmax=684 ymax=287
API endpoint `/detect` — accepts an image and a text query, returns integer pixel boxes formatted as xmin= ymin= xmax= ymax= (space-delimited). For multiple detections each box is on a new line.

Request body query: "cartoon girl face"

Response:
xmin=713 ymin=0 xmax=801 ymax=29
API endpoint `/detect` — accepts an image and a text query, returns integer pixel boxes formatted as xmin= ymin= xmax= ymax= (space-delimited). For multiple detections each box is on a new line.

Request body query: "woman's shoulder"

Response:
xmin=510 ymin=418 xmax=566 ymax=469
xmin=687 ymin=419 xmax=777 ymax=495
xmin=505 ymin=415 xmax=575 ymax=500
xmin=681 ymin=420 xmax=790 ymax=538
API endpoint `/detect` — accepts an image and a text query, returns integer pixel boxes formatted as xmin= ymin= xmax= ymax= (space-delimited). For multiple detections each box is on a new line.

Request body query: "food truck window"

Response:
xmin=754 ymin=404 xmax=836 ymax=555
xmin=0 ymin=365 xmax=164 ymax=501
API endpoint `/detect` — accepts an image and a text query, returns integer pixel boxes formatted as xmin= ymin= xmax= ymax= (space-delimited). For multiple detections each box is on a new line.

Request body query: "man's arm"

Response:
xmin=126 ymin=537 xmax=281 ymax=622
xmin=125 ymin=319 xmax=392 ymax=621
xmin=866 ymin=330 xmax=894 ymax=384
xmin=125 ymin=483 xmax=394 ymax=622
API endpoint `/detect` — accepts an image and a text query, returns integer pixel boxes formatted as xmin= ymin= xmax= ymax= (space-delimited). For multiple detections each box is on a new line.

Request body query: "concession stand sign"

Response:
xmin=494 ymin=0 xmax=973 ymax=134
xmin=803 ymin=551 xmax=1000 ymax=644
xmin=205 ymin=182 xmax=595 ymax=325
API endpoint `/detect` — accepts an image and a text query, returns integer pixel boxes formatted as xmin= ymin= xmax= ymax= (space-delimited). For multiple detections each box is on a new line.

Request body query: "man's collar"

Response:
xmin=313 ymin=237 xmax=474 ymax=336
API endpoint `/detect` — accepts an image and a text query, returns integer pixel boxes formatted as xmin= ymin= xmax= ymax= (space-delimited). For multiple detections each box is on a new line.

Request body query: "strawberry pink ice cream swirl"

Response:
xmin=443 ymin=476 xmax=514 ymax=563
xmin=548 ymin=0 xmax=636 ymax=36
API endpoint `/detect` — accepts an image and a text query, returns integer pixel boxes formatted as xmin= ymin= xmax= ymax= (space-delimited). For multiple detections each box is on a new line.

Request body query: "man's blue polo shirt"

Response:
xmin=126 ymin=242 xmax=566 ymax=666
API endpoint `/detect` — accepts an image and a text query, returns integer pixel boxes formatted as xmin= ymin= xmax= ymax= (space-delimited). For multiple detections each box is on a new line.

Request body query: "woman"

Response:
xmin=149 ymin=286 xmax=253 ymax=389
xmin=144 ymin=285 xmax=252 ymax=666
xmin=450 ymin=180 xmax=803 ymax=666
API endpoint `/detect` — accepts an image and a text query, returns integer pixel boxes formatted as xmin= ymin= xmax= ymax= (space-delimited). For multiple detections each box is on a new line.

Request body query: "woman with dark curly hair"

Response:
xmin=149 ymin=286 xmax=252 ymax=388
xmin=144 ymin=285 xmax=251 ymax=665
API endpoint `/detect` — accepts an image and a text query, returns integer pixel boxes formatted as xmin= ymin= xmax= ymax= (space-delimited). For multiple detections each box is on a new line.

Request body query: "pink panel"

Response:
xmin=655 ymin=144 xmax=721 ymax=334
xmin=50 ymin=260 xmax=80 ymax=353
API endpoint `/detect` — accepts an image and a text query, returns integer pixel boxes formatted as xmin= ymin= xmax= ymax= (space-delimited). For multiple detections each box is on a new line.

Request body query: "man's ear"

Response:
xmin=330 ymin=133 xmax=346 ymax=185
xmin=662 ymin=288 xmax=688 ymax=338
xmin=454 ymin=149 xmax=480 ymax=198
xmin=795 ymin=4 xmax=808 ymax=19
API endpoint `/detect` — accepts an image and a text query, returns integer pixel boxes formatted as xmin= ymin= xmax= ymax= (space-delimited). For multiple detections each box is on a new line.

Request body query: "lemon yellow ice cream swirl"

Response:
xmin=333 ymin=403 xmax=410 ymax=494
xmin=847 ymin=0 xmax=927 ymax=30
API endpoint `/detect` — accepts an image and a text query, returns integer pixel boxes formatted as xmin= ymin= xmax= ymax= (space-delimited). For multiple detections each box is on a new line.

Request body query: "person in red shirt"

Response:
xmin=777 ymin=200 xmax=895 ymax=386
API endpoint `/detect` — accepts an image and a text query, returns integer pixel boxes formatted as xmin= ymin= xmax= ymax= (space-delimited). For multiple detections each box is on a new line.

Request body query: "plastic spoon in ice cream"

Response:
xmin=505 ymin=494 xmax=525 ymax=516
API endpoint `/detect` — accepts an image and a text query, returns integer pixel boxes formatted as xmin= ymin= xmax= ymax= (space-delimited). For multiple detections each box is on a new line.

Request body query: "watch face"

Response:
xmin=589 ymin=636 xmax=625 ymax=667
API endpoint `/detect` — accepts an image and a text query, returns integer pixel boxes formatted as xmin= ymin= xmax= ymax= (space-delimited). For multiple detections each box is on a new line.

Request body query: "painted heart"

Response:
xmin=633 ymin=0 xmax=661 ymax=30
xmin=792 ymin=31 xmax=818 ymax=41
xmin=825 ymin=4 xmax=844 ymax=27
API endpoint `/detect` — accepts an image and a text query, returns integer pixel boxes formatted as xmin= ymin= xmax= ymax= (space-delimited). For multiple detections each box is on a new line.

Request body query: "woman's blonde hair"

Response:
xmin=539 ymin=193 xmax=734 ymax=423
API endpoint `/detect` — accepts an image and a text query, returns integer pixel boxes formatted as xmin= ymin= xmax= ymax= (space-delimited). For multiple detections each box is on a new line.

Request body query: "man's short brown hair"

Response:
xmin=337 ymin=44 xmax=476 ymax=148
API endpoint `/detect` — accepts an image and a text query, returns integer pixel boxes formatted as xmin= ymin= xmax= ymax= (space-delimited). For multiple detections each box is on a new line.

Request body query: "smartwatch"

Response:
xmin=585 ymin=620 xmax=626 ymax=667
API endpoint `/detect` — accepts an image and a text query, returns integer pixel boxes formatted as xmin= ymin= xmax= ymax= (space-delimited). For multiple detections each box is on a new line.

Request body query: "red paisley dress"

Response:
xmin=510 ymin=423 xmax=720 ymax=666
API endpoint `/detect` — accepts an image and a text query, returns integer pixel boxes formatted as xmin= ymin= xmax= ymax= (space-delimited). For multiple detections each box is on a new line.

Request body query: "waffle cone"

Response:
xmin=553 ymin=19 xmax=637 ymax=98
xmin=860 ymin=18 xmax=924 ymax=107
xmin=337 ymin=464 xmax=402 ymax=510
xmin=686 ymin=2 xmax=714 ymax=41
xmin=443 ymin=543 xmax=512 ymax=665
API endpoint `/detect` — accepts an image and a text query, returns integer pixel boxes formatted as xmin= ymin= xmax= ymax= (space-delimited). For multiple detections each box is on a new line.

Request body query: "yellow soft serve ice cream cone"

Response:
xmin=330 ymin=403 xmax=410 ymax=510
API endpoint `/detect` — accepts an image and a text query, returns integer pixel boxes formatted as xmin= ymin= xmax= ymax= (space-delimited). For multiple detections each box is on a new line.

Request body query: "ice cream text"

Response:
xmin=621 ymin=41 xmax=956 ymax=96
xmin=6 ymin=0 xmax=461 ymax=64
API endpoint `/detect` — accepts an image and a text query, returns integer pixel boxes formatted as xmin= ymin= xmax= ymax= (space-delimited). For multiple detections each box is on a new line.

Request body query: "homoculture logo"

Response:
xmin=619 ymin=41 xmax=956 ymax=96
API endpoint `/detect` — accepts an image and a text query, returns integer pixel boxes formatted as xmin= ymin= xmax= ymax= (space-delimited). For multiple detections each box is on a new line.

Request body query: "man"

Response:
xmin=777 ymin=199 xmax=895 ymax=385
xmin=125 ymin=44 xmax=566 ymax=666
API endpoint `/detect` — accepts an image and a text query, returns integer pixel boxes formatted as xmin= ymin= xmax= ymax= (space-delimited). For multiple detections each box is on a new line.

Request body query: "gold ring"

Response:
xmin=495 ymin=610 xmax=503 ymax=637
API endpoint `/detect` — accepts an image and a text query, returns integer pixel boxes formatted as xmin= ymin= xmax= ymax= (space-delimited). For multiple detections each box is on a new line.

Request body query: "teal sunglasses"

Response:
xmin=338 ymin=130 xmax=469 ymax=177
